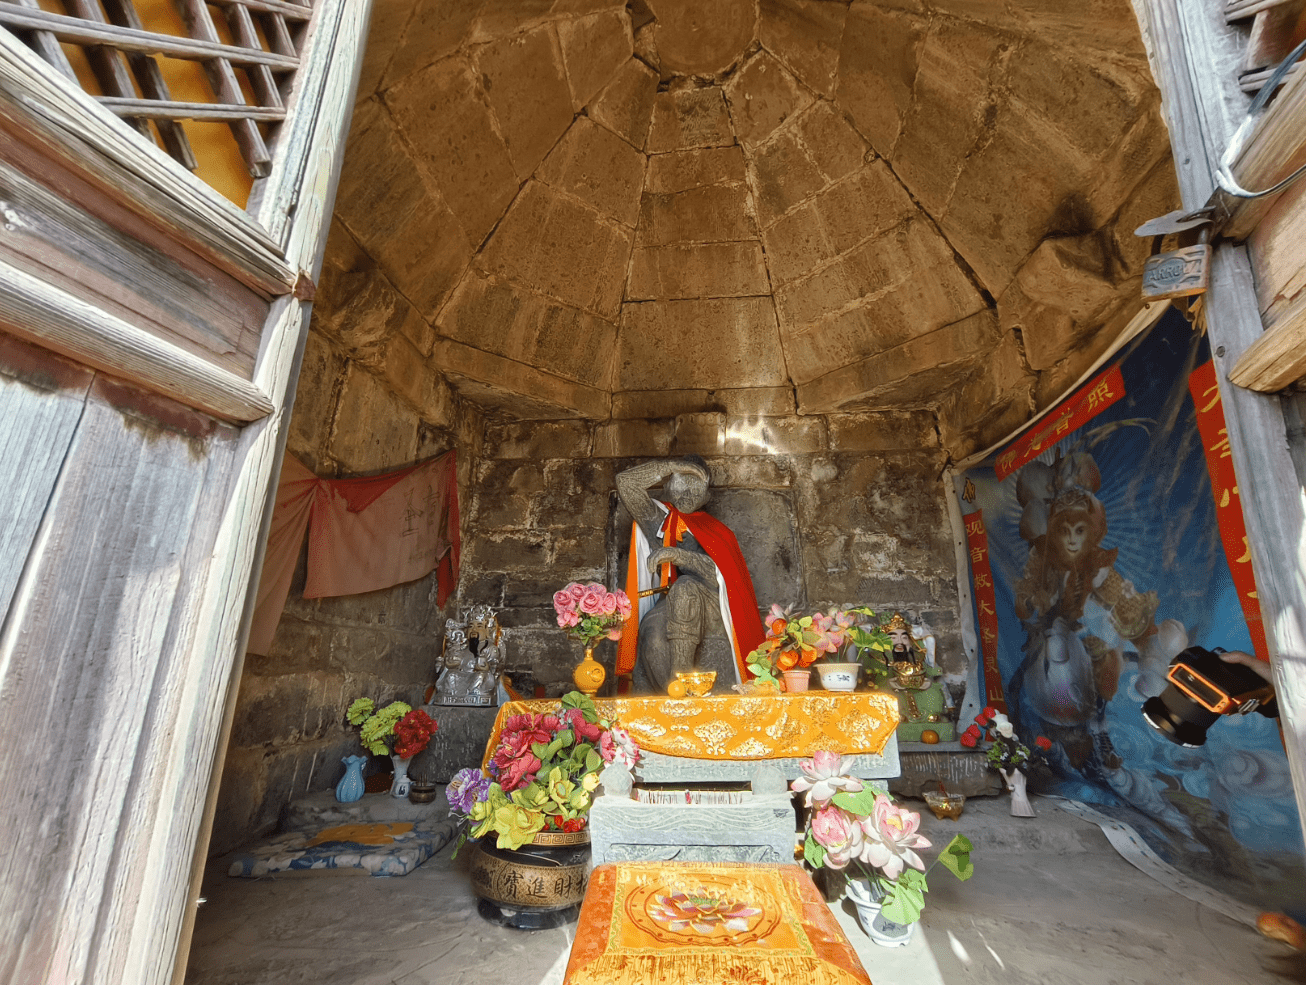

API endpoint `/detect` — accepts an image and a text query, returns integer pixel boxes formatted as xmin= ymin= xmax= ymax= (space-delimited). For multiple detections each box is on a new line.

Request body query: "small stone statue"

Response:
xmin=433 ymin=607 xmax=504 ymax=706
xmin=881 ymin=613 xmax=956 ymax=742
xmin=434 ymin=621 xmax=475 ymax=705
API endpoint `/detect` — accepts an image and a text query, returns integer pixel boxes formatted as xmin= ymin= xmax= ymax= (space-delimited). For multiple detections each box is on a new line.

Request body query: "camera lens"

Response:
xmin=1142 ymin=689 xmax=1219 ymax=747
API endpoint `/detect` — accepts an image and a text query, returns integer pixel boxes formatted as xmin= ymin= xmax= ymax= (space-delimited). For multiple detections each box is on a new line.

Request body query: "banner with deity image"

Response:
xmin=957 ymin=308 xmax=1303 ymax=914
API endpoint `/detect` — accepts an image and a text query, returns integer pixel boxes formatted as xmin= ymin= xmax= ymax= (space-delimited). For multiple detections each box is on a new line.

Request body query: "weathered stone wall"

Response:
xmin=459 ymin=409 xmax=964 ymax=695
xmin=211 ymin=235 xmax=487 ymax=856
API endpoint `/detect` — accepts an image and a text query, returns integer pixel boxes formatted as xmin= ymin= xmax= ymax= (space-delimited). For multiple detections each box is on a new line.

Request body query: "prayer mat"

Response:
xmin=563 ymin=862 xmax=872 ymax=985
xmin=226 ymin=815 xmax=458 ymax=878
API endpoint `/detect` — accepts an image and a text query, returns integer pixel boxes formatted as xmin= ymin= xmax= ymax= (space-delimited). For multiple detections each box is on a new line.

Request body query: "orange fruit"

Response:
xmin=921 ymin=730 xmax=940 ymax=744
xmin=667 ymin=680 xmax=687 ymax=699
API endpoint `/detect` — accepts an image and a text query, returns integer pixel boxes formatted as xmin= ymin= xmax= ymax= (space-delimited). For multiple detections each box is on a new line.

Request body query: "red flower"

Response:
xmin=562 ymin=818 xmax=587 ymax=833
xmin=393 ymin=709 xmax=438 ymax=759
xmin=1034 ymin=736 xmax=1053 ymax=751
xmin=960 ymin=724 xmax=982 ymax=748
xmin=975 ymin=706 xmax=997 ymax=725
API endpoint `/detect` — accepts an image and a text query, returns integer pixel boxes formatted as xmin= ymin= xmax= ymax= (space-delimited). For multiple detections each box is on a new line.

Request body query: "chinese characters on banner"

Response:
xmin=1187 ymin=360 xmax=1269 ymax=662
xmin=964 ymin=510 xmax=1007 ymax=712
xmin=994 ymin=365 xmax=1127 ymax=480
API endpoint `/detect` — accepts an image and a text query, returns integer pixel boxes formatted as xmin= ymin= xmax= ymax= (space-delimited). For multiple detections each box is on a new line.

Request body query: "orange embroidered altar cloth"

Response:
xmin=482 ymin=692 xmax=899 ymax=767
xmin=562 ymin=862 xmax=872 ymax=985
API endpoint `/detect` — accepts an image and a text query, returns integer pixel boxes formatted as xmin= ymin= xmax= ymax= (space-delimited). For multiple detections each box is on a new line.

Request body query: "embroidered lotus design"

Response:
xmin=647 ymin=889 xmax=763 ymax=935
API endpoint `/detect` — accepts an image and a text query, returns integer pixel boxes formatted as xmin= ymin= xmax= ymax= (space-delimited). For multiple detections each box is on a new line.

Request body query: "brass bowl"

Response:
xmin=922 ymin=790 xmax=965 ymax=820
xmin=893 ymin=668 xmax=926 ymax=690
xmin=675 ymin=670 xmax=717 ymax=697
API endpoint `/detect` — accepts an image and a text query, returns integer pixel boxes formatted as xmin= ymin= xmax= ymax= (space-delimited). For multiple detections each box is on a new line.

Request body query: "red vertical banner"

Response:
xmin=1187 ymin=361 xmax=1269 ymax=662
xmin=964 ymin=510 xmax=1007 ymax=712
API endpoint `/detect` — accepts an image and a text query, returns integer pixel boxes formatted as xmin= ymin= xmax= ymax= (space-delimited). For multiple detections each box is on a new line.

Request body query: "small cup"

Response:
xmin=675 ymin=670 xmax=717 ymax=697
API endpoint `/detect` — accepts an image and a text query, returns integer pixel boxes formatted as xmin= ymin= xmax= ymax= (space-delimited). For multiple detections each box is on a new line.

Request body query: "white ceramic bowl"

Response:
xmin=817 ymin=662 xmax=860 ymax=691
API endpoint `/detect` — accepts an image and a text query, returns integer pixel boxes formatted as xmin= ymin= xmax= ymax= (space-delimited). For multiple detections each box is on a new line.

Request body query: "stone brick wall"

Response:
xmin=459 ymin=409 xmax=965 ymax=695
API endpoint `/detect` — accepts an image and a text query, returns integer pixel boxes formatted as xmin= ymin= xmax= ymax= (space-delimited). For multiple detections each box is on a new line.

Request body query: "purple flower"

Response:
xmin=446 ymin=767 xmax=491 ymax=814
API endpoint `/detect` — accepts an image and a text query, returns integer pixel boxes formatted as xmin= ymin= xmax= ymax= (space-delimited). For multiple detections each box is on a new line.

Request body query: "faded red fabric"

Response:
xmin=246 ymin=451 xmax=460 ymax=655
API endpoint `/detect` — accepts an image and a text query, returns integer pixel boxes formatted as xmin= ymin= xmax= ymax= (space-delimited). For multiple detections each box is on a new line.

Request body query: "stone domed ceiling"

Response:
xmin=320 ymin=0 xmax=1177 ymax=450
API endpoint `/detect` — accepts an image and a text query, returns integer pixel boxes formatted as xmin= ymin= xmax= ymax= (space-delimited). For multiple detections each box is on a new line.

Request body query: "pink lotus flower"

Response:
xmin=859 ymin=794 xmax=931 ymax=880
xmin=647 ymin=890 xmax=762 ymax=935
xmin=790 ymin=750 xmax=864 ymax=808
xmin=811 ymin=805 xmax=864 ymax=870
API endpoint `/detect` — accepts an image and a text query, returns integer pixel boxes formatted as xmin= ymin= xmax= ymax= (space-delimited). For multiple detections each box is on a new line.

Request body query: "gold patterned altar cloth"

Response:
xmin=562 ymin=862 xmax=872 ymax=985
xmin=482 ymin=692 xmax=899 ymax=767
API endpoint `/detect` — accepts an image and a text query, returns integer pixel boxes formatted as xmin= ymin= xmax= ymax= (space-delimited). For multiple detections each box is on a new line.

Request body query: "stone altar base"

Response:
xmin=590 ymin=791 xmax=797 ymax=865
xmin=417 ymin=704 xmax=499 ymax=782
xmin=887 ymin=745 xmax=1002 ymax=798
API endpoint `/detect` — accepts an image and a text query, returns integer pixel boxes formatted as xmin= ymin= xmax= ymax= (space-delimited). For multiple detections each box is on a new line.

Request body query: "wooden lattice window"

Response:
xmin=0 ymin=0 xmax=313 ymax=188
xmin=1228 ymin=0 xmax=1306 ymax=92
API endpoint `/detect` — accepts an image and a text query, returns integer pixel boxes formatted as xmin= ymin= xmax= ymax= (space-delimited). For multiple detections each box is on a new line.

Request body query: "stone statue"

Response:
xmin=434 ymin=620 xmax=475 ymax=705
xmin=614 ymin=457 xmax=764 ymax=694
xmin=881 ymin=613 xmax=955 ymax=741
xmin=464 ymin=604 xmax=504 ymax=705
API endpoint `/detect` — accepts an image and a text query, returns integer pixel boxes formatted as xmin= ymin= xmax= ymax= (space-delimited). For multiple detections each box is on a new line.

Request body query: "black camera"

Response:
xmin=1142 ymin=646 xmax=1277 ymax=747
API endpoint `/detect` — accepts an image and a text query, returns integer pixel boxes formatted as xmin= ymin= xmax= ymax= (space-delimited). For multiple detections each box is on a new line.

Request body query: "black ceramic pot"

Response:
xmin=469 ymin=828 xmax=591 ymax=930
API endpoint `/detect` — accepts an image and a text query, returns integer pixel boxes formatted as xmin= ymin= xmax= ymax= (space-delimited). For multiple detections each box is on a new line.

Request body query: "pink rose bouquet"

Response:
xmin=553 ymin=580 xmax=632 ymax=649
xmin=794 ymin=751 xmax=974 ymax=926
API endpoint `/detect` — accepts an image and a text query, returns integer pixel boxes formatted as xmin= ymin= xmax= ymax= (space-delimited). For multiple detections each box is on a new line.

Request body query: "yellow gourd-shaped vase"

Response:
xmin=573 ymin=646 xmax=605 ymax=697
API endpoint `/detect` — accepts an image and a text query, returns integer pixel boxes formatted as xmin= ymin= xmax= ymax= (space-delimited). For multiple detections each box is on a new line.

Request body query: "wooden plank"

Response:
xmin=9 ymin=0 xmax=77 ymax=81
xmin=258 ymin=10 xmax=298 ymax=58
xmin=60 ymin=0 xmax=156 ymax=142
xmin=1238 ymin=1 xmax=1306 ymax=74
xmin=0 ymin=380 xmax=219 ymax=985
xmin=1239 ymin=58 xmax=1303 ymax=91
xmin=98 ymin=97 xmax=286 ymax=121
xmin=0 ymin=30 xmax=295 ymax=296
xmin=0 ymin=333 xmax=92 ymax=620
xmin=0 ymin=154 xmax=266 ymax=377
xmin=211 ymin=0 xmax=312 ymax=21
xmin=0 ymin=258 xmax=274 ymax=422
xmin=1227 ymin=285 xmax=1306 ymax=388
xmin=1133 ymin=0 xmax=1306 ymax=855
xmin=0 ymin=6 xmax=299 ymax=68
xmin=223 ymin=3 xmax=283 ymax=109
xmin=1227 ymin=0 xmax=1297 ymax=20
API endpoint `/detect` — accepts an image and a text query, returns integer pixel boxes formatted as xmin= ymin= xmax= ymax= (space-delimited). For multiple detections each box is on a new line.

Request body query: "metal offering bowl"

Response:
xmin=922 ymin=790 xmax=966 ymax=820
xmin=675 ymin=670 xmax=717 ymax=697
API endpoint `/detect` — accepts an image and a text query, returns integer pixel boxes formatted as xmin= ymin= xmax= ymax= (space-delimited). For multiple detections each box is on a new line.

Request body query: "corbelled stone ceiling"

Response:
xmin=320 ymin=0 xmax=1177 ymax=451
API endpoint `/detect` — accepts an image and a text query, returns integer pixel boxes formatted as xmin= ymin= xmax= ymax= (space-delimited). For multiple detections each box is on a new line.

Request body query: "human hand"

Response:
xmin=1219 ymin=649 xmax=1275 ymax=684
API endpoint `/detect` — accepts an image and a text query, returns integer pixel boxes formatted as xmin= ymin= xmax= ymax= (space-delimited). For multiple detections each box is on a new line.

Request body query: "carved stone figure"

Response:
xmin=881 ymin=613 xmax=955 ymax=742
xmin=465 ymin=604 xmax=504 ymax=704
xmin=614 ymin=457 xmax=764 ymax=694
xmin=434 ymin=621 xmax=475 ymax=705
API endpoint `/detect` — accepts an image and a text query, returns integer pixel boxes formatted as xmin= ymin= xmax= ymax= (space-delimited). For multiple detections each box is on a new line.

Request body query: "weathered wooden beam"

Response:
xmin=1228 ymin=285 xmax=1306 ymax=388
xmin=208 ymin=0 xmax=312 ymax=21
xmin=98 ymin=97 xmax=286 ymax=121
xmin=0 ymin=7 xmax=299 ymax=69
xmin=1133 ymin=0 xmax=1306 ymax=855
xmin=8 ymin=0 xmax=77 ymax=80
xmin=1228 ymin=0 xmax=1298 ymax=20
xmin=1239 ymin=58 xmax=1303 ymax=91
xmin=0 ymin=260 xmax=273 ymax=422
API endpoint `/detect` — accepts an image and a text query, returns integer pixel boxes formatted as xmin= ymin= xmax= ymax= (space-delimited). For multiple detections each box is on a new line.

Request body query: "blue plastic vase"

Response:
xmin=335 ymin=755 xmax=368 ymax=803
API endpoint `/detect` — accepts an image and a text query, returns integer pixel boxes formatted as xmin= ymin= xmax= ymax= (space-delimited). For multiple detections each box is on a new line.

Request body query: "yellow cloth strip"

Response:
xmin=481 ymin=692 xmax=899 ymax=769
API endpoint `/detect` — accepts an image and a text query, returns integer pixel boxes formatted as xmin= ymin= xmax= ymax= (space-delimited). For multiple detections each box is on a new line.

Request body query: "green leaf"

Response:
xmin=802 ymin=833 xmax=827 ymax=869
xmin=880 ymin=868 xmax=927 ymax=925
xmin=585 ymin=748 xmax=602 ymax=773
xmin=936 ymin=834 xmax=974 ymax=881
xmin=832 ymin=787 xmax=881 ymax=816
xmin=531 ymin=741 xmax=550 ymax=761
xmin=561 ymin=691 xmax=599 ymax=723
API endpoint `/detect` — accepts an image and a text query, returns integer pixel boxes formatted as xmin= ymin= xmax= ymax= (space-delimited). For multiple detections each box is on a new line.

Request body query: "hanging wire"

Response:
xmin=1216 ymin=35 xmax=1306 ymax=199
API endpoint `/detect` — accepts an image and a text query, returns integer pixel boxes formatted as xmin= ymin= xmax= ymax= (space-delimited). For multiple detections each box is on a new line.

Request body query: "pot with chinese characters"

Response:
xmin=817 ymin=662 xmax=860 ymax=691
xmin=470 ymin=828 xmax=591 ymax=929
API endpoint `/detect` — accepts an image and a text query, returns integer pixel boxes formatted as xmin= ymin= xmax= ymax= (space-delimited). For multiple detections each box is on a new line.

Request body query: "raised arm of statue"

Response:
xmin=615 ymin=457 xmax=711 ymax=543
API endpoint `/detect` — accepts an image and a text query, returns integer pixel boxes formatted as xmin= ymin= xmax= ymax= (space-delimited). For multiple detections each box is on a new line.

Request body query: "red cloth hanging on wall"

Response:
xmin=247 ymin=450 xmax=460 ymax=655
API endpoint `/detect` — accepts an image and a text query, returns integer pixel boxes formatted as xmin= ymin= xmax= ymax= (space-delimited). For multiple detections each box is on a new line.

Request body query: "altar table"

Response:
xmin=562 ymin=861 xmax=872 ymax=985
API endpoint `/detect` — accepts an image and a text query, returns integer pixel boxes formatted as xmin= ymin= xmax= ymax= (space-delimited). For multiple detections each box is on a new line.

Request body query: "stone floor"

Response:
xmin=185 ymin=795 xmax=1306 ymax=985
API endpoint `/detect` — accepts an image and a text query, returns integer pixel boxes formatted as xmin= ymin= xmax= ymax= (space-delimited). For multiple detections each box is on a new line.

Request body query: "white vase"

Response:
xmin=845 ymin=876 xmax=916 ymax=947
xmin=390 ymin=755 xmax=413 ymax=798
xmin=1003 ymin=767 xmax=1036 ymax=817
xmin=817 ymin=662 xmax=860 ymax=691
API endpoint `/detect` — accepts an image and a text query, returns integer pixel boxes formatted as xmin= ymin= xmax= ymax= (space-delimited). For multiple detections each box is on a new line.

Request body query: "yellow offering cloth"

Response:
xmin=563 ymin=862 xmax=872 ymax=985
xmin=482 ymin=692 xmax=899 ymax=768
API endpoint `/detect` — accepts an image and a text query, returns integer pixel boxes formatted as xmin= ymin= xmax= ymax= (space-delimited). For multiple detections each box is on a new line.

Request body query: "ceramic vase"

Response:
xmin=390 ymin=755 xmax=412 ymax=798
xmin=845 ymin=876 xmax=916 ymax=947
xmin=573 ymin=646 xmax=605 ymax=697
xmin=335 ymin=755 xmax=368 ymax=803
xmin=1003 ymin=767 xmax=1036 ymax=817
xmin=782 ymin=668 xmax=811 ymax=693
xmin=471 ymin=828 xmax=591 ymax=930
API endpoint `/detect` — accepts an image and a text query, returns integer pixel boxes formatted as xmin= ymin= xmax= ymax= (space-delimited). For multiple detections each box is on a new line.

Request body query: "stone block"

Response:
xmin=415 ymin=706 xmax=500 ymax=781
xmin=436 ymin=340 xmax=612 ymax=420
xmin=722 ymin=415 xmax=826 ymax=456
xmin=286 ymin=331 xmax=346 ymax=468
xmin=757 ymin=0 xmax=847 ymax=96
xmin=645 ymin=85 xmax=734 ymax=153
xmin=476 ymin=25 xmax=577 ymax=179
xmin=617 ymin=298 xmax=787 ymax=390
xmin=794 ymin=100 xmax=867 ymax=186
xmin=888 ymin=749 xmax=1002 ymax=798
xmin=747 ymin=127 xmax=827 ymax=227
xmin=588 ymin=56 xmax=659 ymax=149
xmin=538 ymin=117 xmax=645 ymax=226
xmin=646 ymin=146 xmax=747 ymax=194
xmin=722 ymin=50 xmax=813 ymax=148
xmin=485 ymin=419 xmax=593 ymax=460
xmin=835 ymin=4 xmax=926 ymax=157
xmin=827 ymin=410 xmax=939 ymax=453
xmin=611 ymin=386 xmax=796 ymax=419
xmin=467 ymin=529 xmax=552 ymax=572
xmin=626 ymin=242 xmax=769 ymax=300
xmin=701 ymin=454 xmax=794 ymax=490
xmin=386 ymin=55 xmax=519 ymax=247
xmin=437 ymin=271 xmax=619 ymax=389
xmin=670 ymin=411 xmax=725 ymax=455
xmin=556 ymin=7 xmax=633 ymax=111
xmin=592 ymin=418 xmax=674 ymax=457
xmin=471 ymin=0 xmax=554 ymax=41
xmin=380 ymin=0 xmax=478 ymax=91
xmin=353 ymin=0 xmax=411 ymax=100
xmin=479 ymin=181 xmax=633 ymax=320
xmin=328 ymin=364 xmax=420 ymax=472
xmin=637 ymin=181 xmax=755 ymax=246
xmin=645 ymin=0 xmax=755 ymax=76
xmin=590 ymin=793 xmax=797 ymax=866
xmin=471 ymin=460 xmax=545 ymax=528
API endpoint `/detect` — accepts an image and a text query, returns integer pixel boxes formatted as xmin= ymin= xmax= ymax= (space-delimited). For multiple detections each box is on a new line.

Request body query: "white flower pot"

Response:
xmin=817 ymin=662 xmax=860 ymax=692
xmin=845 ymin=876 xmax=916 ymax=947
xmin=390 ymin=755 xmax=413 ymax=798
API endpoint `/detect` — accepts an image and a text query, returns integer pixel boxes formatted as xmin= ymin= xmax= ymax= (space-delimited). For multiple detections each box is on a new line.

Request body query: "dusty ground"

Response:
xmin=185 ymin=795 xmax=1305 ymax=985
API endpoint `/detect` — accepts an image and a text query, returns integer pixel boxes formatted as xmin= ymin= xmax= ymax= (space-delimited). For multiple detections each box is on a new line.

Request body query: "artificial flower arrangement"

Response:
xmin=445 ymin=691 xmax=640 ymax=852
xmin=795 ymin=750 xmax=974 ymax=926
xmin=346 ymin=697 xmax=438 ymax=758
xmin=960 ymin=706 xmax=1052 ymax=772
xmin=553 ymin=581 xmax=633 ymax=647
xmin=746 ymin=604 xmax=894 ymax=686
